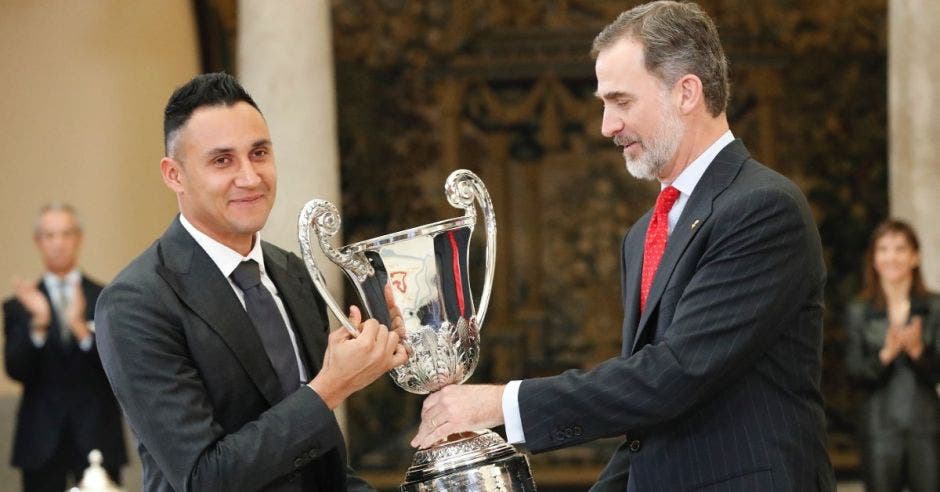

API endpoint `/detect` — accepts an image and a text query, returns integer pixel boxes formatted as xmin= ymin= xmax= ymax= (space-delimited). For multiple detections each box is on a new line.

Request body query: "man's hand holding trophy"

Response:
xmin=299 ymin=170 xmax=536 ymax=491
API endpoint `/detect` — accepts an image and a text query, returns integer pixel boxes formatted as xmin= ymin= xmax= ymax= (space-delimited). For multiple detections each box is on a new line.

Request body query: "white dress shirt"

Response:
xmin=502 ymin=130 xmax=735 ymax=444
xmin=180 ymin=214 xmax=309 ymax=383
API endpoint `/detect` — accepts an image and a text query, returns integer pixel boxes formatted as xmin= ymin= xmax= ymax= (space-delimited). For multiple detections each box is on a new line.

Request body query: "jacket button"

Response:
xmin=552 ymin=429 xmax=566 ymax=441
xmin=573 ymin=425 xmax=583 ymax=437
xmin=307 ymin=449 xmax=318 ymax=459
xmin=294 ymin=457 xmax=305 ymax=468
xmin=629 ymin=439 xmax=641 ymax=452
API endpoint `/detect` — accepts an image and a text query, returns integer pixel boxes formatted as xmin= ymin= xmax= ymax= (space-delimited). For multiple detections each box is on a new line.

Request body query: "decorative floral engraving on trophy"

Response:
xmin=392 ymin=317 xmax=480 ymax=394
xmin=411 ymin=431 xmax=508 ymax=467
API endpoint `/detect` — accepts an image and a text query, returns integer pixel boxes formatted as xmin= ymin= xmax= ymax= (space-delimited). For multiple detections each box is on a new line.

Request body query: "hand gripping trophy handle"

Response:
xmin=297 ymin=198 xmax=370 ymax=337
xmin=298 ymin=170 xmax=496 ymax=392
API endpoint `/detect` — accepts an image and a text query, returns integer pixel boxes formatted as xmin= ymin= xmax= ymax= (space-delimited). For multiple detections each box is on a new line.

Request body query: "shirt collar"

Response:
xmin=43 ymin=270 xmax=80 ymax=290
xmin=662 ymin=130 xmax=734 ymax=195
xmin=179 ymin=214 xmax=266 ymax=279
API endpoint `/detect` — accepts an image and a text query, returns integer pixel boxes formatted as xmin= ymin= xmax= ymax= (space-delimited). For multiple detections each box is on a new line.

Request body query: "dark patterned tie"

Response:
xmin=230 ymin=260 xmax=302 ymax=398
xmin=640 ymin=186 xmax=680 ymax=311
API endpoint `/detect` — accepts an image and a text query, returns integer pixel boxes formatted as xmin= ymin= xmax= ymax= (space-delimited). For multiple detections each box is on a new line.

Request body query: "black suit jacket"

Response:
xmin=3 ymin=275 xmax=127 ymax=472
xmin=517 ymin=140 xmax=836 ymax=491
xmin=95 ymin=217 xmax=371 ymax=492
xmin=845 ymin=293 xmax=940 ymax=436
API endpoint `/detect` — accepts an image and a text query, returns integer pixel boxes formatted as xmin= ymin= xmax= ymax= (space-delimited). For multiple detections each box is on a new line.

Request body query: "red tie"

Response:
xmin=640 ymin=186 xmax=680 ymax=311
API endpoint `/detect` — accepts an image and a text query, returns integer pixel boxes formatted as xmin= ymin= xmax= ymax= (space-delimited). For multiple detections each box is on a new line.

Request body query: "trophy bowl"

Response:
xmin=298 ymin=169 xmax=536 ymax=491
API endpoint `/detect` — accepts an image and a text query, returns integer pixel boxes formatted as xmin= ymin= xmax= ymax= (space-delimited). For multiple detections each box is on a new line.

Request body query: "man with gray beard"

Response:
xmin=410 ymin=2 xmax=836 ymax=490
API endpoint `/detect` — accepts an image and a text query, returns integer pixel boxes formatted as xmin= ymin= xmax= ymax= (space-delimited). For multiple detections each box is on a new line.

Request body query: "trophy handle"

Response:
xmin=444 ymin=169 xmax=496 ymax=328
xmin=298 ymin=199 xmax=373 ymax=336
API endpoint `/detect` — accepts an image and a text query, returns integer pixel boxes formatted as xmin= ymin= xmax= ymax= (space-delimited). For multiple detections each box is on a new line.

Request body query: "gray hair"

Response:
xmin=34 ymin=202 xmax=82 ymax=235
xmin=591 ymin=1 xmax=730 ymax=116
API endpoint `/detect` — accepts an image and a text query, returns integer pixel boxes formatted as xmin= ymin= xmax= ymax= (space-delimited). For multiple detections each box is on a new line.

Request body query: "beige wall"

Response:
xmin=0 ymin=1 xmax=200 ymax=395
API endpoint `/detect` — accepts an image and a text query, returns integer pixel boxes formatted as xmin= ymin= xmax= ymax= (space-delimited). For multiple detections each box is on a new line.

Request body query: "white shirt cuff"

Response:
xmin=78 ymin=334 xmax=94 ymax=352
xmin=502 ymin=380 xmax=525 ymax=444
xmin=29 ymin=329 xmax=47 ymax=348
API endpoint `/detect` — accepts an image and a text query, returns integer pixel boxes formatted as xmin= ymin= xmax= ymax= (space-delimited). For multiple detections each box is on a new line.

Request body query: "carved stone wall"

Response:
xmin=331 ymin=2 xmax=887 ymax=484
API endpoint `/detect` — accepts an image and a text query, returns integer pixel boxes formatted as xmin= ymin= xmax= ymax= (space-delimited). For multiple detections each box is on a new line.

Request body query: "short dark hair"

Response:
xmin=163 ymin=72 xmax=261 ymax=155
xmin=591 ymin=1 xmax=730 ymax=117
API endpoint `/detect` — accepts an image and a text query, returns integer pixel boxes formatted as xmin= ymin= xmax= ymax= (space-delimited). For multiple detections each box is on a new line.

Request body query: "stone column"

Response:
xmin=237 ymin=0 xmax=348 ymax=423
xmin=889 ymin=0 xmax=940 ymax=288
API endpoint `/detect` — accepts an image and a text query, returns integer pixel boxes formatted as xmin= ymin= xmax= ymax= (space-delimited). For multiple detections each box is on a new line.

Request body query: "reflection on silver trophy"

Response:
xmin=299 ymin=169 xmax=536 ymax=491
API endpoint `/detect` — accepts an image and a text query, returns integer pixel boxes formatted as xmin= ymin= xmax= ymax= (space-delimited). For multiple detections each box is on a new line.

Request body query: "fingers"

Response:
xmin=384 ymin=284 xmax=405 ymax=330
xmin=384 ymin=283 xmax=395 ymax=306
xmin=383 ymin=326 xmax=400 ymax=354
xmin=356 ymin=318 xmax=379 ymax=346
xmin=412 ymin=389 xmax=471 ymax=448
xmin=383 ymin=283 xmax=399 ymax=312
xmin=413 ymin=411 xmax=460 ymax=449
xmin=367 ymin=315 xmax=406 ymax=368
xmin=391 ymin=316 xmax=405 ymax=337
xmin=412 ymin=421 xmax=449 ymax=449
xmin=412 ymin=385 xmax=505 ymax=448
xmin=373 ymin=321 xmax=390 ymax=355
xmin=356 ymin=319 xmax=392 ymax=357
xmin=411 ymin=393 xmax=446 ymax=448
xmin=347 ymin=305 xmax=363 ymax=326
xmin=382 ymin=289 xmax=410 ymax=356
xmin=390 ymin=342 xmax=409 ymax=367
xmin=342 ymin=303 xmax=409 ymax=371
xmin=328 ymin=323 xmax=353 ymax=346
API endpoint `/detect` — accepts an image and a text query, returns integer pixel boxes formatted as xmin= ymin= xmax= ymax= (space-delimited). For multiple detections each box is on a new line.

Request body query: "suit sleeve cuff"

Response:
xmin=502 ymin=380 xmax=526 ymax=444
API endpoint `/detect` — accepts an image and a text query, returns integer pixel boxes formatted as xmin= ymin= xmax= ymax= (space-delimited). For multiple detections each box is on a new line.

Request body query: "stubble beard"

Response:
xmin=618 ymin=102 xmax=685 ymax=181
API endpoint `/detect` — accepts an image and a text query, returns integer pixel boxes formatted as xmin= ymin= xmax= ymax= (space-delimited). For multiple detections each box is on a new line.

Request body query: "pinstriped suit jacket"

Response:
xmin=517 ymin=140 xmax=836 ymax=491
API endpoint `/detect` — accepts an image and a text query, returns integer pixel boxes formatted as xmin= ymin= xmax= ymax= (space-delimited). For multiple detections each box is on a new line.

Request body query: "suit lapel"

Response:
xmin=155 ymin=217 xmax=282 ymax=405
xmin=630 ymin=140 xmax=749 ymax=353
xmin=80 ymin=275 xmax=97 ymax=320
xmin=620 ymin=215 xmax=648 ymax=356
xmin=262 ymin=243 xmax=326 ymax=371
xmin=36 ymin=281 xmax=66 ymax=344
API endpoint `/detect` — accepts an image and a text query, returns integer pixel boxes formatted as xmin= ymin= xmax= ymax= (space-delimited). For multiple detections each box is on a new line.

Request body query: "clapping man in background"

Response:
xmin=4 ymin=203 xmax=126 ymax=492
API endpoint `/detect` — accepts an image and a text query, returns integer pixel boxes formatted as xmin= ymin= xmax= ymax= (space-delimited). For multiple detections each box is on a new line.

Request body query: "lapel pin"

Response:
xmin=691 ymin=219 xmax=701 ymax=230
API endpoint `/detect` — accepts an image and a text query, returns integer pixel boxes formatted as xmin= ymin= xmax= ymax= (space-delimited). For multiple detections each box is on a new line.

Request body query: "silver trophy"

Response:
xmin=298 ymin=169 xmax=536 ymax=491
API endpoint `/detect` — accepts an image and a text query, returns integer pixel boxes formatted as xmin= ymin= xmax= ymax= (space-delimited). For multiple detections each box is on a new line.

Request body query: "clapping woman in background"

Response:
xmin=845 ymin=219 xmax=940 ymax=492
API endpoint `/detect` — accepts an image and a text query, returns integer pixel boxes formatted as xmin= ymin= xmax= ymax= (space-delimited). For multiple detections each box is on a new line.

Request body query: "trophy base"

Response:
xmin=401 ymin=430 xmax=536 ymax=492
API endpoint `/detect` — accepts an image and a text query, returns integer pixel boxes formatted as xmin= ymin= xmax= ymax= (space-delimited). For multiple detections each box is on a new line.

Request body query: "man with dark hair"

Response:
xmin=95 ymin=72 xmax=408 ymax=491
xmin=4 ymin=203 xmax=127 ymax=491
xmin=162 ymin=72 xmax=261 ymax=155
xmin=411 ymin=2 xmax=836 ymax=490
